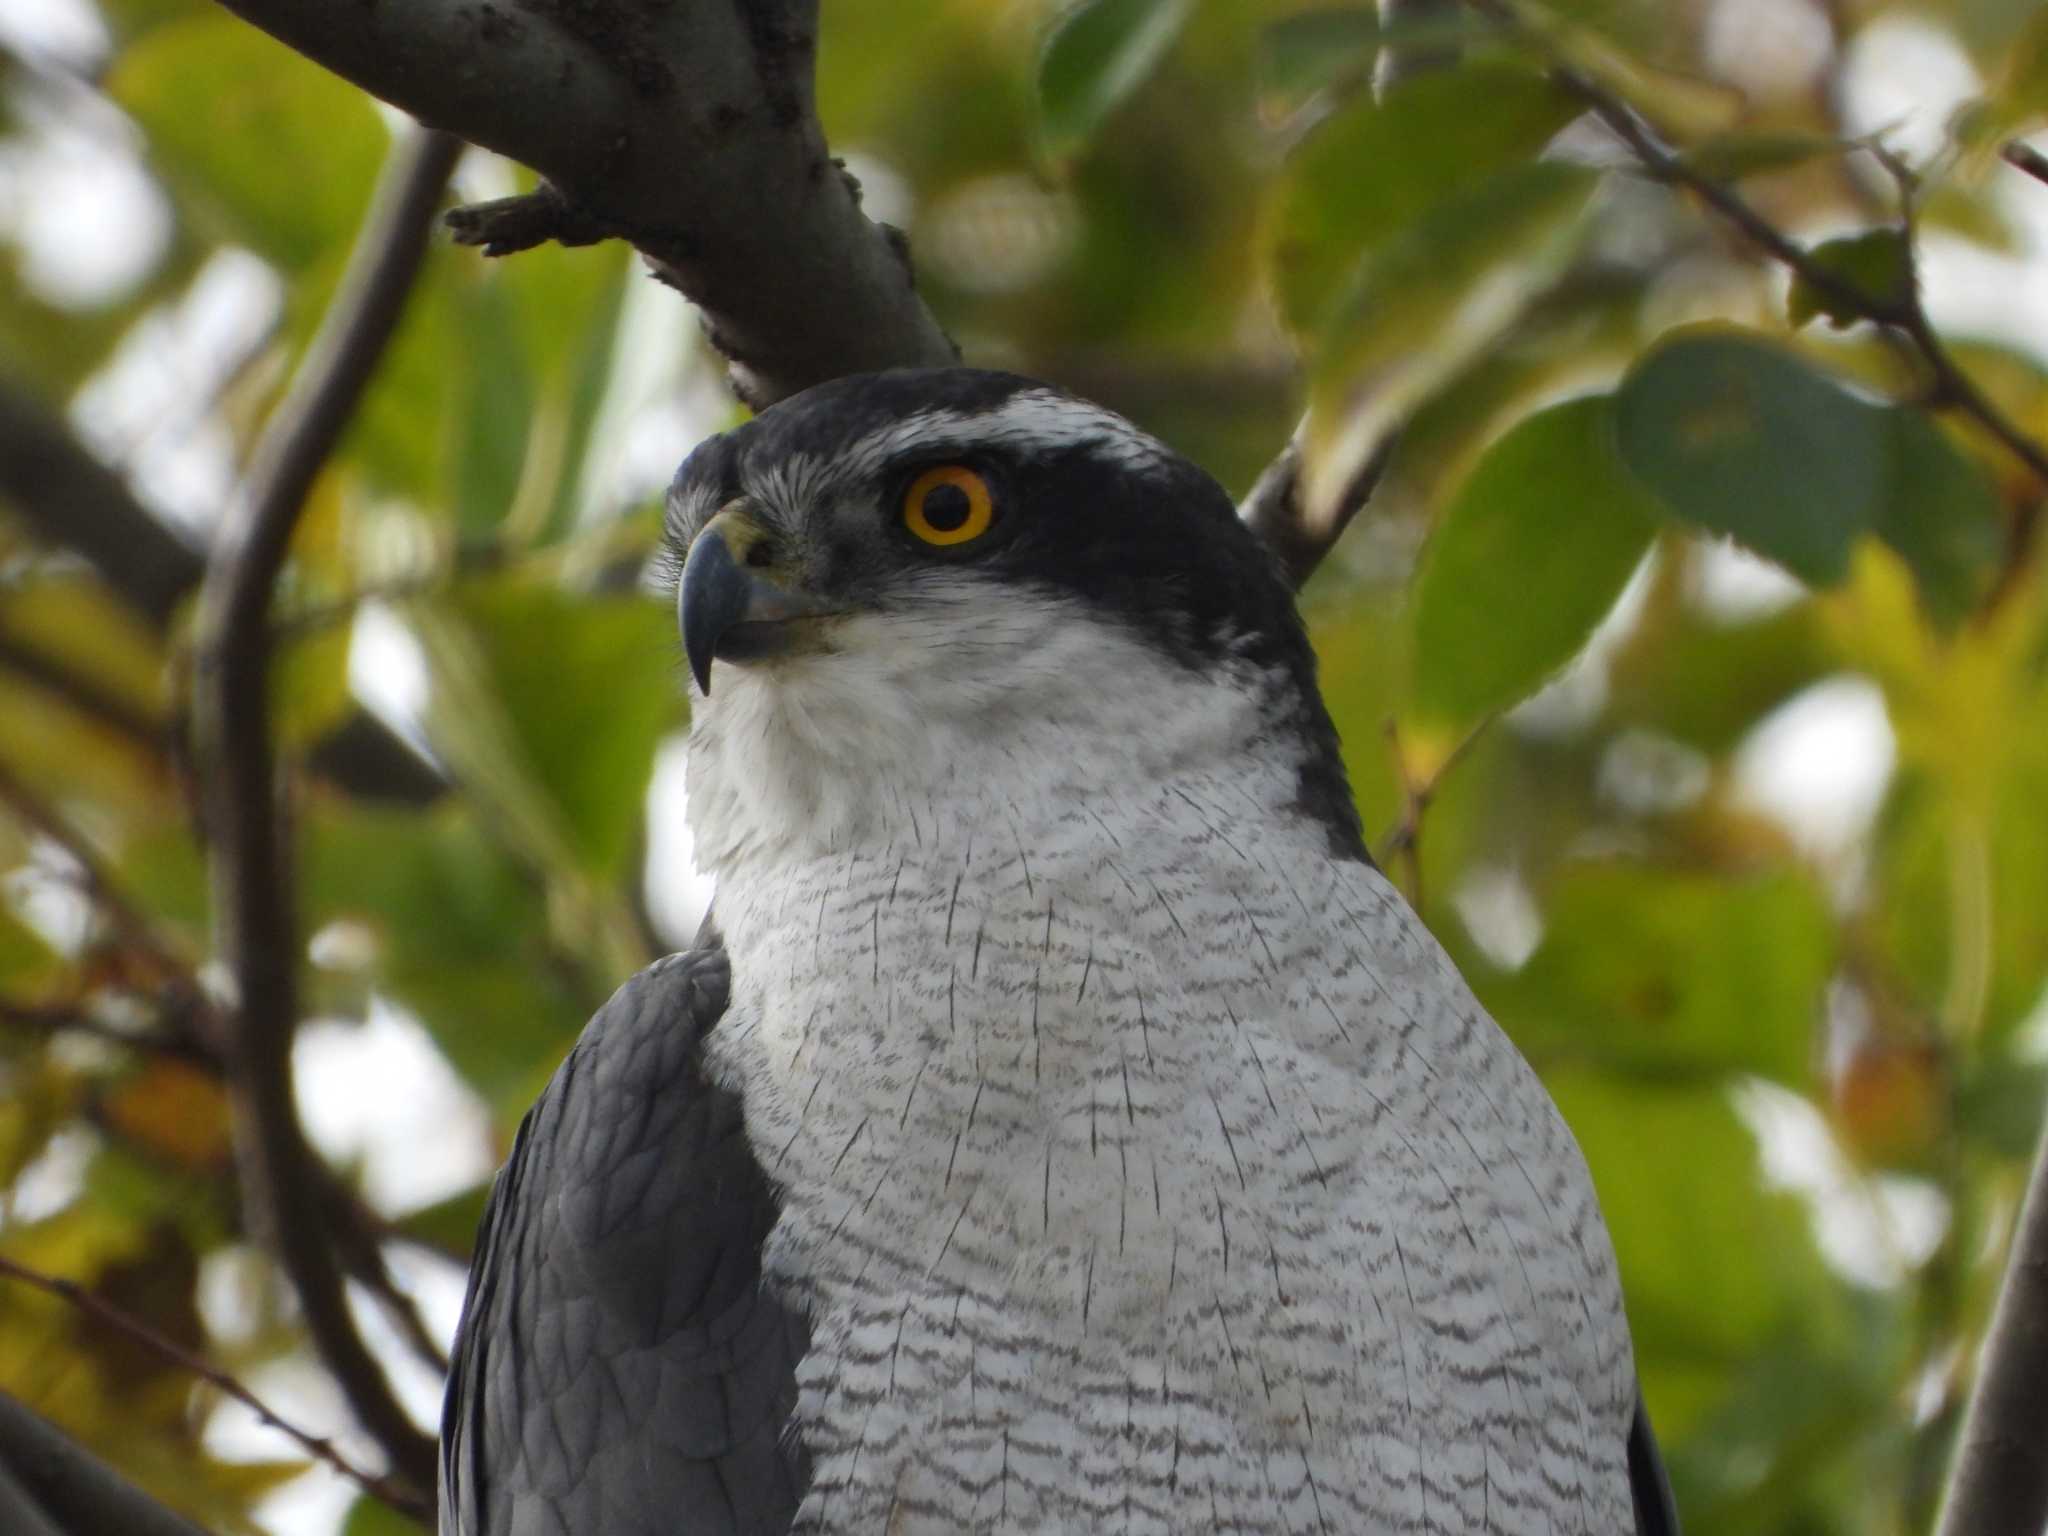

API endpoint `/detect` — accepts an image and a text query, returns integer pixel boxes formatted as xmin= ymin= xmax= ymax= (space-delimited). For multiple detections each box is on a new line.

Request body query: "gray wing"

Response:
xmin=1630 ymin=1396 xmax=1681 ymax=1536
xmin=439 ymin=944 xmax=809 ymax=1536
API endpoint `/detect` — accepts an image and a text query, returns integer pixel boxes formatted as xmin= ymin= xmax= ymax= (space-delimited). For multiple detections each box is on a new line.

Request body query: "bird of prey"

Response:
xmin=440 ymin=368 xmax=1679 ymax=1535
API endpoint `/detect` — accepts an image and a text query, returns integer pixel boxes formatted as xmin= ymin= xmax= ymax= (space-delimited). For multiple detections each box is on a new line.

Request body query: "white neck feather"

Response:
xmin=683 ymin=584 xmax=1288 ymax=872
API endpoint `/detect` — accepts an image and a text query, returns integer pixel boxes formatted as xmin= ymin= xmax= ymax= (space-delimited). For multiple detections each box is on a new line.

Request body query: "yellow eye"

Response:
xmin=902 ymin=465 xmax=995 ymax=547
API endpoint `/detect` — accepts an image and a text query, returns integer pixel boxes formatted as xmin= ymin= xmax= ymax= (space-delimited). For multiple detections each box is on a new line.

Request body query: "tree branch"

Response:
xmin=1933 ymin=1116 xmax=2048 ymax=1536
xmin=0 ymin=1391 xmax=214 ymax=1536
xmin=0 ymin=1258 xmax=428 ymax=1523
xmin=192 ymin=126 xmax=458 ymax=1501
xmin=0 ymin=382 xmax=205 ymax=631
xmin=0 ymin=755 xmax=194 ymax=994
xmin=0 ymin=996 xmax=212 ymax=1068
xmin=0 ymin=632 xmax=165 ymax=756
xmin=1239 ymin=427 xmax=1398 ymax=592
xmin=207 ymin=0 xmax=956 ymax=405
xmin=0 ymin=375 xmax=443 ymax=807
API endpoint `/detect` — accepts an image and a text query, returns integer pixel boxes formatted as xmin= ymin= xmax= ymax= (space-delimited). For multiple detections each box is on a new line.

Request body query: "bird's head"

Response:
xmin=664 ymin=368 xmax=1363 ymax=863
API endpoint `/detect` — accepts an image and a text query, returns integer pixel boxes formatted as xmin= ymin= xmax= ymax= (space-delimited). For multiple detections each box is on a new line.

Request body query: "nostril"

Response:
xmin=744 ymin=539 xmax=777 ymax=569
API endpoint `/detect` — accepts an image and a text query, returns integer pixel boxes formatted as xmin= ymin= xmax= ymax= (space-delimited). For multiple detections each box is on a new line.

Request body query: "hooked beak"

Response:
xmin=678 ymin=503 xmax=832 ymax=694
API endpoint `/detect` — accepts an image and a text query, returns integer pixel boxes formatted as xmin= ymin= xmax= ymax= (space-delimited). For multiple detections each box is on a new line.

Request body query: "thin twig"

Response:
xmin=0 ymin=985 xmax=461 ymax=1375
xmin=191 ymin=126 xmax=458 ymax=1500
xmin=1374 ymin=713 xmax=1498 ymax=908
xmin=1552 ymin=64 xmax=2048 ymax=492
xmin=322 ymin=1188 xmax=454 ymax=1379
xmin=0 ymin=996 xmax=212 ymax=1068
xmin=0 ymin=756 xmax=190 ymax=988
xmin=0 ymin=1255 xmax=430 ymax=1523
xmin=0 ymin=633 xmax=165 ymax=754
xmin=2001 ymin=140 xmax=2048 ymax=190
xmin=1379 ymin=720 xmax=1428 ymax=908
xmin=1932 ymin=1115 xmax=2048 ymax=1536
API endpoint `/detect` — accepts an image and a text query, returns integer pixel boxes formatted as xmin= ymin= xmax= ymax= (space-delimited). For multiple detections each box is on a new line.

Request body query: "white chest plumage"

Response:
xmin=688 ymin=613 xmax=1635 ymax=1535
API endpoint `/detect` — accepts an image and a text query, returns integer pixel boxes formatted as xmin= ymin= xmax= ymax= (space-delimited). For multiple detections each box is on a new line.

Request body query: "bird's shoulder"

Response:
xmin=439 ymin=943 xmax=807 ymax=1536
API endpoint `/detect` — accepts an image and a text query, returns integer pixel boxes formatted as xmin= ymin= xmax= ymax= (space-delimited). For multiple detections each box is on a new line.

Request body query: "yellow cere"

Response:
xmin=902 ymin=465 xmax=995 ymax=546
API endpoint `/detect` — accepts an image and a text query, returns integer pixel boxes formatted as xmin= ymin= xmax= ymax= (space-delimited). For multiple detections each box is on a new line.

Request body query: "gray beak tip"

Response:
xmin=680 ymin=521 xmax=751 ymax=698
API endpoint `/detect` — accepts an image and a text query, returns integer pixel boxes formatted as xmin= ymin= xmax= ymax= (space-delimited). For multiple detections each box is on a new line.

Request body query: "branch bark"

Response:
xmin=192 ymin=126 xmax=459 ymax=1502
xmin=1239 ymin=426 xmax=1397 ymax=592
xmin=0 ymin=1392 xmax=214 ymax=1536
xmin=1933 ymin=1119 xmax=2048 ymax=1536
xmin=208 ymin=0 xmax=956 ymax=405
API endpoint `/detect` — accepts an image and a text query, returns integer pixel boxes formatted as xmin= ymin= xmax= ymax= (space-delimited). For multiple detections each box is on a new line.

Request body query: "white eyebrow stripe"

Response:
xmin=837 ymin=392 xmax=1175 ymax=480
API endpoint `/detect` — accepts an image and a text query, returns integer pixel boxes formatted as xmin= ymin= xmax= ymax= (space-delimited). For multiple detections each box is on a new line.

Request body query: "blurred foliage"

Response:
xmin=3 ymin=0 xmax=2048 ymax=1533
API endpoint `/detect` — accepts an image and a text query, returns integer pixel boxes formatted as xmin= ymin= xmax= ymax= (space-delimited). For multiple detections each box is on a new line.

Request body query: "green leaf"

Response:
xmin=1956 ymin=7 xmax=2048 ymax=148
xmin=1681 ymin=131 xmax=1845 ymax=182
xmin=270 ymin=621 xmax=355 ymax=750
xmin=1304 ymin=160 xmax=1601 ymax=517
xmin=0 ymin=907 xmax=55 ymax=987
xmin=453 ymin=274 xmax=537 ymax=541
xmin=391 ymin=1178 xmax=493 ymax=1261
xmin=1271 ymin=62 xmax=1578 ymax=336
xmin=1607 ymin=601 xmax=1831 ymax=756
xmin=1787 ymin=230 xmax=1910 ymax=330
xmin=421 ymin=580 xmax=682 ymax=879
xmin=1411 ymin=395 xmax=1659 ymax=725
xmin=1614 ymin=328 xmax=1885 ymax=585
xmin=1257 ymin=8 xmax=1379 ymax=117
xmin=301 ymin=803 xmax=594 ymax=1115
xmin=1485 ymin=864 xmax=1833 ymax=1086
xmin=1548 ymin=1072 xmax=1842 ymax=1367
xmin=342 ymin=1492 xmax=427 ymax=1536
xmin=109 ymin=14 xmax=385 ymax=271
xmin=1036 ymin=0 xmax=1191 ymax=164
xmin=340 ymin=245 xmax=460 ymax=500
xmin=1871 ymin=410 xmax=2003 ymax=627
xmin=1512 ymin=0 xmax=1741 ymax=138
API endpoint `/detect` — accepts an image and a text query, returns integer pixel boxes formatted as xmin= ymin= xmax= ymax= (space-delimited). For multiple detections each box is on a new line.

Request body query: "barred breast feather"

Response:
xmin=695 ymin=629 xmax=1637 ymax=1536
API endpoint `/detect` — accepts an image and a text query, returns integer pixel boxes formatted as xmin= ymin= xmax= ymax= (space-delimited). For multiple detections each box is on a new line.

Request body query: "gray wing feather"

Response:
xmin=1630 ymin=1395 xmax=1681 ymax=1536
xmin=439 ymin=945 xmax=809 ymax=1535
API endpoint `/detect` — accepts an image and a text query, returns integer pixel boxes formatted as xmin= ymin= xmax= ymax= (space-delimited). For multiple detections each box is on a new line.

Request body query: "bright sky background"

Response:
xmin=3 ymin=1 xmax=2047 ymax=1530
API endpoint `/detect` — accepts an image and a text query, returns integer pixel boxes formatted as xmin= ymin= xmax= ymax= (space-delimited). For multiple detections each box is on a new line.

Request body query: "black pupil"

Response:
xmin=920 ymin=481 xmax=973 ymax=532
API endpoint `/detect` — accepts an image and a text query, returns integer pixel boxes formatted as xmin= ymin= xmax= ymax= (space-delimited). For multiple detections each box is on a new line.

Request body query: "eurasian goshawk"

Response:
xmin=440 ymin=368 xmax=1678 ymax=1536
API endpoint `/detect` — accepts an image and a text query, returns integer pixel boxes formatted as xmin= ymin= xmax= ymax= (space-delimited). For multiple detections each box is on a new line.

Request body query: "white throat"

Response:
xmin=683 ymin=584 xmax=1290 ymax=872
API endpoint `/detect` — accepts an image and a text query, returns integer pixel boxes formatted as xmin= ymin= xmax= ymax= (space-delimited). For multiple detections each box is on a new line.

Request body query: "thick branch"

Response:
xmin=208 ymin=0 xmax=956 ymax=404
xmin=192 ymin=127 xmax=458 ymax=1500
xmin=1933 ymin=1121 xmax=2048 ymax=1536
xmin=0 ymin=1392 xmax=213 ymax=1536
